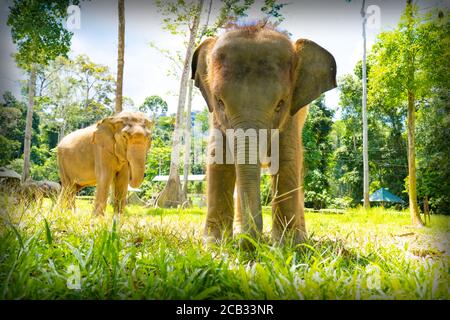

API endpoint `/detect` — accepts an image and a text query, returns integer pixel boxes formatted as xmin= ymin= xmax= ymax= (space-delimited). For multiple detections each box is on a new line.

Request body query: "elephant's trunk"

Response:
xmin=233 ymin=129 xmax=263 ymax=243
xmin=127 ymin=144 xmax=146 ymax=188
xmin=236 ymin=164 xmax=262 ymax=235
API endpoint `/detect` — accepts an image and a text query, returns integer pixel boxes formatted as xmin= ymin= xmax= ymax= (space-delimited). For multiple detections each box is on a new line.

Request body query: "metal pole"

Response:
xmin=361 ymin=0 xmax=370 ymax=208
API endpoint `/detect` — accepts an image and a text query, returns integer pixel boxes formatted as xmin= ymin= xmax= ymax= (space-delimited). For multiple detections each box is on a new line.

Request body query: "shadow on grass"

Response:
xmin=207 ymin=232 xmax=375 ymax=272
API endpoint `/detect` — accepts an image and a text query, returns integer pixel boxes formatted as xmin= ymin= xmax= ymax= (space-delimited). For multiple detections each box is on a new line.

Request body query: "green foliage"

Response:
xmin=208 ymin=0 xmax=255 ymax=35
xmin=261 ymin=0 xmax=286 ymax=23
xmin=0 ymin=136 xmax=20 ymax=167
xmin=0 ymin=93 xmax=24 ymax=166
xmin=154 ymin=0 xmax=285 ymax=56
xmin=141 ymin=108 xmax=209 ymax=198
xmin=302 ymin=95 xmax=334 ymax=209
xmin=0 ymin=202 xmax=448 ymax=299
xmin=329 ymin=196 xmax=353 ymax=209
xmin=193 ymin=108 xmax=209 ymax=132
xmin=139 ymin=95 xmax=168 ymax=120
xmin=36 ymin=55 xmax=114 ymax=133
xmin=333 ymin=62 xmax=409 ymax=207
xmin=6 ymin=158 xmax=24 ymax=175
xmin=369 ymin=7 xmax=448 ymax=107
xmin=369 ymin=5 xmax=449 ymax=213
xmin=142 ymin=115 xmax=176 ymax=197
xmin=7 ymin=0 xmax=78 ymax=69
xmin=416 ymin=92 xmax=450 ymax=214
xmin=155 ymin=0 xmax=204 ymax=36
xmin=0 ymin=91 xmax=40 ymax=167
xmin=31 ymin=147 xmax=59 ymax=182
xmin=260 ymin=174 xmax=272 ymax=206
xmin=0 ymin=54 xmax=114 ymax=179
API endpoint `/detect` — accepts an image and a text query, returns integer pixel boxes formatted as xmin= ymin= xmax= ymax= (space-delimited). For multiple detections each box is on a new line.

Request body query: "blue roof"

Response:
xmin=368 ymin=188 xmax=406 ymax=203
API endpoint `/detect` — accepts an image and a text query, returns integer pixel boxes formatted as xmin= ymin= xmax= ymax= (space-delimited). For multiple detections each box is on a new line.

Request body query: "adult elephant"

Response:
xmin=57 ymin=112 xmax=152 ymax=216
xmin=191 ymin=23 xmax=337 ymax=245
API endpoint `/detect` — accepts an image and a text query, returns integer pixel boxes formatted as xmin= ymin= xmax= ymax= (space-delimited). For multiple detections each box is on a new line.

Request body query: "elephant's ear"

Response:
xmin=291 ymin=39 xmax=337 ymax=115
xmin=191 ymin=38 xmax=216 ymax=113
xmin=91 ymin=117 xmax=114 ymax=146
xmin=113 ymin=132 xmax=127 ymax=166
xmin=92 ymin=117 xmax=127 ymax=165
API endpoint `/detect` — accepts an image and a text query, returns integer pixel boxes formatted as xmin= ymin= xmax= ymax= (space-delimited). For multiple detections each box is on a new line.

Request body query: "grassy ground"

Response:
xmin=0 ymin=198 xmax=448 ymax=300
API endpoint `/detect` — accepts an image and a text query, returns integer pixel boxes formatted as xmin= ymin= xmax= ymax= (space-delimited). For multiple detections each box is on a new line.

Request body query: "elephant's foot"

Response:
xmin=203 ymin=222 xmax=233 ymax=246
xmin=113 ymin=201 xmax=126 ymax=217
xmin=92 ymin=205 xmax=106 ymax=217
xmin=113 ymin=206 xmax=125 ymax=217
xmin=272 ymin=227 xmax=307 ymax=246
xmin=236 ymin=232 xmax=259 ymax=251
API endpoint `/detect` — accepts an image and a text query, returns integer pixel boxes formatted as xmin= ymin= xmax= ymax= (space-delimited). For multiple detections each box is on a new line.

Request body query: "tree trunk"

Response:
xmin=115 ymin=0 xmax=125 ymax=114
xmin=182 ymin=79 xmax=194 ymax=199
xmin=157 ymin=0 xmax=204 ymax=208
xmin=405 ymin=0 xmax=424 ymax=227
xmin=407 ymin=90 xmax=424 ymax=226
xmin=22 ymin=65 xmax=37 ymax=182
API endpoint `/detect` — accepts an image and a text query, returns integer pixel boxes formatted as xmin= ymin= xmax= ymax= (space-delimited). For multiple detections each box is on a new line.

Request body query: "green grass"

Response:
xmin=0 ymin=198 xmax=448 ymax=300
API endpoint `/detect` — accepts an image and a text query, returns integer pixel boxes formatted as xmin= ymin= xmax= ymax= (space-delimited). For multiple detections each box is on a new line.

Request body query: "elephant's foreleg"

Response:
xmin=205 ymin=162 xmax=236 ymax=243
xmin=113 ymin=166 xmax=129 ymax=215
xmin=204 ymin=124 xmax=236 ymax=243
xmin=271 ymin=117 xmax=306 ymax=244
xmin=93 ymin=170 xmax=114 ymax=216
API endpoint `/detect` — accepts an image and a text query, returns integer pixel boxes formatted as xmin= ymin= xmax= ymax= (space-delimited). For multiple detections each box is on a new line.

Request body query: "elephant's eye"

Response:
xmin=217 ymin=99 xmax=225 ymax=110
xmin=275 ymin=100 xmax=284 ymax=112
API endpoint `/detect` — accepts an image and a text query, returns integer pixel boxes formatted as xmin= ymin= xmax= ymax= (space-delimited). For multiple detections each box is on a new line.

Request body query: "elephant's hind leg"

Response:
xmin=58 ymin=184 xmax=77 ymax=211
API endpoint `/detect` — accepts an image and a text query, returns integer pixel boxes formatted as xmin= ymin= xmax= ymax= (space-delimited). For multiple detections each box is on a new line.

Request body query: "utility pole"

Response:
xmin=361 ymin=0 xmax=370 ymax=209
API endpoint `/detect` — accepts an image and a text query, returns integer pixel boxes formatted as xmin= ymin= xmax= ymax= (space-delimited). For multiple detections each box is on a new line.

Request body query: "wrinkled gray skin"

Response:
xmin=191 ymin=25 xmax=336 ymax=246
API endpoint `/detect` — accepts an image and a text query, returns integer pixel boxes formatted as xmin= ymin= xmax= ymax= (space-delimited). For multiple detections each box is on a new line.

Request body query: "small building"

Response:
xmin=363 ymin=187 xmax=406 ymax=207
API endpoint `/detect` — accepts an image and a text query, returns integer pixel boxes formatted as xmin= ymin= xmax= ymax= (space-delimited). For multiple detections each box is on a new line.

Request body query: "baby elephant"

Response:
xmin=57 ymin=111 xmax=152 ymax=216
xmin=191 ymin=23 xmax=337 ymax=245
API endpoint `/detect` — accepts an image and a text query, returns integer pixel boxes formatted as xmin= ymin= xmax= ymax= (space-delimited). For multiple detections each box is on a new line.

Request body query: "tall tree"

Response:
xmin=33 ymin=55 xmax=114 ymax=143
xmin=74 ymin=55 xmax=115 ymax=127
xmin=404 ymin=0 xmax=422 ymax=225
xmin=416 ymin=92 xmax=450 ymax=215
xmin=182 ymin=80 xmax=194 ymax=197
xmin=155 ymin=0 xmax=205 ymax=208
xmin=415 ymin=9 xmax=449 ymax=215
xmin=8 ymin=0 xmax=77 ymax=182
xmin=369 ymin=3 xmax=448 ymax=224
xmin=115 ymin=0 xmax=125 ymax=113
